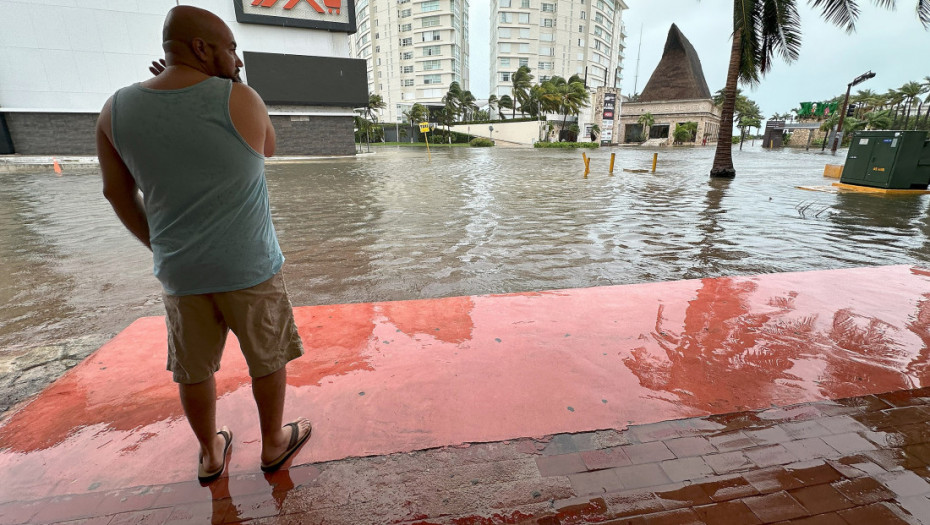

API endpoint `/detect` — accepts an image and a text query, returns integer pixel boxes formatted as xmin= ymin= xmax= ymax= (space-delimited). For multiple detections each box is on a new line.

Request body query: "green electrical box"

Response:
xmin=840 ymin=130 xmax=930 ymax=189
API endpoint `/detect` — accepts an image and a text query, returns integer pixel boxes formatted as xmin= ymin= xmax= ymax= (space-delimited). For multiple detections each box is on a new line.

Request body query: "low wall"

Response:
xmin=449 ymin=120 xmax=543 ymax=146
xmin=1 ymin=111 xmax=357 ymax=156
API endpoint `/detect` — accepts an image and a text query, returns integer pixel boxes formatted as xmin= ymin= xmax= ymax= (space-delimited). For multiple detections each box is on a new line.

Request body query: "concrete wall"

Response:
xmin=3 ymin=111 xmax=357 ymax=156
xmin=450 ymin=120 xmax=543 ymax=145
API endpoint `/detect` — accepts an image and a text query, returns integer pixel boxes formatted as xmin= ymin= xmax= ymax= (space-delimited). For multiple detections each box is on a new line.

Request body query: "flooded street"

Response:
xmin=2 ymin=144 xmax=929 ymax=412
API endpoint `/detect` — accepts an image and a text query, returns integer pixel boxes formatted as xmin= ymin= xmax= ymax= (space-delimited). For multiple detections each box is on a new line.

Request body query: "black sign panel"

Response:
xmin=243 ymin=51 xmax=368 ymax=107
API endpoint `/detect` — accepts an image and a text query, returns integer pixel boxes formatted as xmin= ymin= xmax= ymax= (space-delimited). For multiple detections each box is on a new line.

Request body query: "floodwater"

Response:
xmin=1 ymin=144 xmax=929 ymax=409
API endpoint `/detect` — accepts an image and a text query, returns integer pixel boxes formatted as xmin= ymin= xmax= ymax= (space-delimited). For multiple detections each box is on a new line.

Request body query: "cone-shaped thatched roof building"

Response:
xmin=640 ymin=24 xmax=712 ymax=103
xmin=616 ymin=24 xmax=720 ymax=146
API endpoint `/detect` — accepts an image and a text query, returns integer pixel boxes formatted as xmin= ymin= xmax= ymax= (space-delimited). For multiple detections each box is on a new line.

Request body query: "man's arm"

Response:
xmin=96 ymin=98 xmax=152 ymax=250
xmin=229 ymin=83 xmax=276 ymax=157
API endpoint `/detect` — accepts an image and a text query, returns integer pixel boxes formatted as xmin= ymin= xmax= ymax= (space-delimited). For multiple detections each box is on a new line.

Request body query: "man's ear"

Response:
xmin=191 ymin=37 xmax=209 ymax=61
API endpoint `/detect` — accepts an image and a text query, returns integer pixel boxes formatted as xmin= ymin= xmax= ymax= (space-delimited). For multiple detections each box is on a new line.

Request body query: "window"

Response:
xmin=500 ymin=57 xmax=511 ymax=66
xmin=422 ymin=88 xmax=444 ymax=98
xmin=501 ymin=72 xmax=511 ymax=81
xmin=539 ymin=75 xmax=550 ymax=82
xmin=539 ymin=61 xmax=552 ymax=70
xmin=519 ymin=42 xmax=530 ymax=52
xmin=500 ymin=0 xmax=512 ymax=6
xmin=422 ymin=30 xmax=441 ymax=42
xmin=423 ymin=74 xmax=442 ymax=85
xmin=375 ymin=45 xmax=380 ymax=52
xmin=542 ymin=18 xmax=553 ymax=27
xmin=579 ymin=25 xmax=584 ymax=32
xmin=400 ymin=23 xmax=411 ymax=31
xmin=400 ymin=8 xmax=411 ymax=17
xmin=540 ymin=32 xmax=554 ymax=41
xmin=401 ymin=37 xmax=413 ymax=46
xmin=403 ymin=79 xmax=415 ymax=87
xmin=420 ymin=0 xmax=440 ymax=12
xmin=520 ymin=27 xmax=530 ymax=38
xmin=521 ymin=0 xmax=529 ymax=7
xmin=518 ymin=13 xmax=530 ymax=23
xmin=581 ymin=11 xmax=586 ymax=19
xmin=402 ymin=65 xmax=414 ymax=73
xmin=499 ymin=27 xmax=511 ymax=37
xmin=500 ymin=42 xmax=512 ymax=52
xmin=422 ymin=16 xmax=440 ymax=27
xmin=500 ymin=12 xmax=512 ymax=23
xmin=402 ymin=51 xmax=413 ymax=59
xmin=541 ymin=47 xmax=554 ymax=56
xmin=541 ymin=3 xmax=554 ymax=12
xmin=424 ymin=59 xmax=441 ymax=70
xmin=578 ymin=39 xmax=585 ymax=46
xmin=423 ymin=45 xmax=441 ymax=56
xmin=519 ymin=57 xmax=528 ymax=67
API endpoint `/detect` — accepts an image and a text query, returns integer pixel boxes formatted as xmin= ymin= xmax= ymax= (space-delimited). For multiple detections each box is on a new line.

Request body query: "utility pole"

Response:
xmin=632 ymin=24 xmax=643 ymax=96
xmin=832 ymin=70 xmax=875 ymax=155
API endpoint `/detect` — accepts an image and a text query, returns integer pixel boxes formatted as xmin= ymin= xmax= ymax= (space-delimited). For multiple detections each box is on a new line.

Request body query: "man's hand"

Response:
xmin=149 ymin=59 xmax=166 ymax=77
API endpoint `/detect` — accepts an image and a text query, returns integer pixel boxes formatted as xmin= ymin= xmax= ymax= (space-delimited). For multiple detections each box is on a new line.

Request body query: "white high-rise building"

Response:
xmin=490 ymin=0 xmax=627 ymax=100
xmin=351 ymin=0 xmax=470 ymax=123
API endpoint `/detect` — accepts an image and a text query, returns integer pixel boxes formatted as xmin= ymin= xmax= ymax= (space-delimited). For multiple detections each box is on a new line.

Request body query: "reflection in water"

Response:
xmin=623 ymin=272 xmax=930 ymax=413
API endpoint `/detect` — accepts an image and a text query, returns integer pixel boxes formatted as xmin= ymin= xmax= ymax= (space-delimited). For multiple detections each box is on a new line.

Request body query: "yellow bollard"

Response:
xmin=651 ymin=153 xmax=658 ymax=173
xmin=609 ymin=153 xmax=616 ymax=174
xmin=582 ymin=152 xmax=591 ymax=175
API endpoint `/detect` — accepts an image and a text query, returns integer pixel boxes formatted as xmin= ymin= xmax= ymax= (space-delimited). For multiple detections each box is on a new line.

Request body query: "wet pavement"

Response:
xmin=4 ymin=266 xmax=930 ymax=523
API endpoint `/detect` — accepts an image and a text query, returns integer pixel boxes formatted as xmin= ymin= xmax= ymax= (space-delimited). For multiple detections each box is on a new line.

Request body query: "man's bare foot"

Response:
xmin=260 ymin=418 xmax=311 ymax=472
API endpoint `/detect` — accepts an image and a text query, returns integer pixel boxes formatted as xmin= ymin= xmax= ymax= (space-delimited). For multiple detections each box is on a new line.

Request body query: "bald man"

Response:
xmin=96 ymin=6 xmax=311 ymax=483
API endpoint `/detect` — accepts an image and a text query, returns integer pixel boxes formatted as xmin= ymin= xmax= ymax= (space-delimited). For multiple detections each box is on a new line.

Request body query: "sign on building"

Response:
xmin=233 ymin=0 xmax=357 ymax=33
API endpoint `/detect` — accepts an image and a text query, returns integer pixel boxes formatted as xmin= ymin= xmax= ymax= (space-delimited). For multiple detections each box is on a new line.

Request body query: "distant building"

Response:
xmin=350 ymin=0 xmax=470 ymax=124
xmin=489 ymin=0 xmax=628 ymax=99
xmin=618 ymin=24 xmax=720 ymax=146
xmin=0 ymin=0 xmax=367 ymax=156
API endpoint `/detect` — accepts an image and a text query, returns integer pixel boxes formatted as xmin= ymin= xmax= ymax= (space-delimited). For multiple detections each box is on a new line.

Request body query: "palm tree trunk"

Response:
xmin=904 ymin=98 xmax=914 ymax=130
xmin=710 ymin=26 xmax=741 ymax=178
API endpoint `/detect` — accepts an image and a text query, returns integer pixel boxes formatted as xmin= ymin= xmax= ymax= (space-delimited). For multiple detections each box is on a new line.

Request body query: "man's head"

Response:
xmin=162 ymin=6 xmax=242 ymax=82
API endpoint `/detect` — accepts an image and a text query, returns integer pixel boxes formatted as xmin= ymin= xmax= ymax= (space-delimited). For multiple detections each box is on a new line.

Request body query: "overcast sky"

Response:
xmin=468 ymin=0 xmax=929 ymax=117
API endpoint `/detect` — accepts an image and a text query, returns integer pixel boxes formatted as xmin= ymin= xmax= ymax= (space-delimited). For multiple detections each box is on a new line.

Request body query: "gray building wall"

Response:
xmin=2 ymin=112 xmax=356 ymax=156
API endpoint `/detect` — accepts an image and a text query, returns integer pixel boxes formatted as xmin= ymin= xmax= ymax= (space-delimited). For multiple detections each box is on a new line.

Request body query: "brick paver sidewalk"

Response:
xmin=5 ymin=389 xmax=930 ymax=524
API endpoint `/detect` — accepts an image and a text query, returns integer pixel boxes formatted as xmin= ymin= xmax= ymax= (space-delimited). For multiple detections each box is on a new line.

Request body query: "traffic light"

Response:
xmin=847 ymin=103 xmax=857 ymax=117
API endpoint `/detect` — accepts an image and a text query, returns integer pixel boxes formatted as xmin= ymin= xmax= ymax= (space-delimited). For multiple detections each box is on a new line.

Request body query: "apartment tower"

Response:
xmin=351 ymin=0 xmax=470 ymax=123
xmin=490 ymin=0 xmax=627 ymax=100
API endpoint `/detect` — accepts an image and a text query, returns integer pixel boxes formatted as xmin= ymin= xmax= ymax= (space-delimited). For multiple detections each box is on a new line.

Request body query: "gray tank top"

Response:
xmin=110 ymin=76 xmax=283 ymax=295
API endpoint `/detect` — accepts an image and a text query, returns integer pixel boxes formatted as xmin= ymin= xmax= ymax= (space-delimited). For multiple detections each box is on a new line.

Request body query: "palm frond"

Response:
xmin=808 ymin=0 xmax=862 ymax=32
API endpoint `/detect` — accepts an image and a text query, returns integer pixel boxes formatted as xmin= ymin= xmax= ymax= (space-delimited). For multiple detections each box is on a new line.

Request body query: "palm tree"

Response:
xmin=710 ymin=0 xmax=928 ymax=179
xmin=511 ymin=66 xmax=534 ymax=118
xmin=540 ymin=75 xmax=590 ymax=141
xmin=863 ymin=110 xmax=893 ymax=130
xmin=458 ymin=90 xmax=478 ymax=121
xmin=498 ymin=94 xmax=514 ymax=119
xmin=366 ymin=94 xmax=386 ymax=123
xmin=923 ymin=76 xmax=930 ymax=126
xmin=487 ymin=94 xmax=499 ymax=120
xmin=637 ymin=112 xmax=654 ymax=142
xmin=402 ymin=103 xmax=430 ymax=143
xmin=898 ymin=81 xmax=925 ymax=130
xmin=443 ymin=82 xmax=463 ymax=121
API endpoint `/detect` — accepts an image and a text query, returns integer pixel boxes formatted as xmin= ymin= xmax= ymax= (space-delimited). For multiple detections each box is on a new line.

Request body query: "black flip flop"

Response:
xmin=198 ymin=427 xmax=233 ymax=483
xmin=261 ymin=419 xmax=312 ymax=473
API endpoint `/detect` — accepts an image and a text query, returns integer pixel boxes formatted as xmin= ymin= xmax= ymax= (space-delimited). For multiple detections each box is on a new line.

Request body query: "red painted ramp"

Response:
xmin=3 ymin=265 xmax=930 ymax=503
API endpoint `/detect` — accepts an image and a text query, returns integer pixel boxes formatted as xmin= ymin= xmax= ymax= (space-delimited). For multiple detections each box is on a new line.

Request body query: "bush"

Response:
xmin=534 ymin=141 xmax=599 ymax=149
xmin=731 ymin=136 xmax=741 ymax=144
xmin=470 ymin=137 xmax=495 ymax=147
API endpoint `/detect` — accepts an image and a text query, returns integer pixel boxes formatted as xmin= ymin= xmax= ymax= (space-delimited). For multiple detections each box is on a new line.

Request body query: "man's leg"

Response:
xmin=179 ymin=375 xmax=226 ymax=473
xmin=252 ymin=366 xmax=309 ymax=465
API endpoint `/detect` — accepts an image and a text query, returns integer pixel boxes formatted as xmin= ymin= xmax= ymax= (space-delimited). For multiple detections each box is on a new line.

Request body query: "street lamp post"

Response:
xmin=831 ymin=70 xmax=876 ymax=155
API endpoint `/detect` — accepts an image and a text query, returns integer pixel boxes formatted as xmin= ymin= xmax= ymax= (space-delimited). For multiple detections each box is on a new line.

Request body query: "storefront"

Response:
xmin=0 ymin=0 xmax=367 ymax=156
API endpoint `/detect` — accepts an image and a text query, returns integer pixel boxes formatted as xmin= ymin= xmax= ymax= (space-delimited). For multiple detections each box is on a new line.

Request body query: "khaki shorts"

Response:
xmin=163 ymin=272 xmax=304 ymax=384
